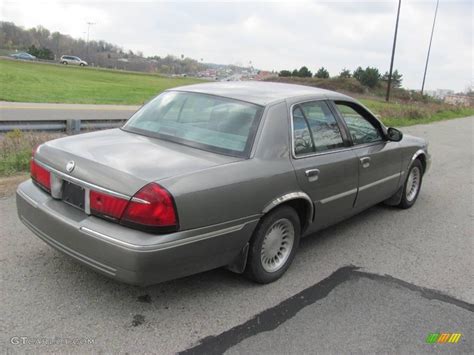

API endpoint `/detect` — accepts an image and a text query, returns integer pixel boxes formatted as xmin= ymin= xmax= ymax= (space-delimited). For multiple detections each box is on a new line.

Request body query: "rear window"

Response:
xmin=123 ymin=91 xmax=263 ymax=157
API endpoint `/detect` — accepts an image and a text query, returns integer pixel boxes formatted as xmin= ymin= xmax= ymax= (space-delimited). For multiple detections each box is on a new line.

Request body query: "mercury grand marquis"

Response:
xmin=16 ymin=82 xmax=431 ymax=285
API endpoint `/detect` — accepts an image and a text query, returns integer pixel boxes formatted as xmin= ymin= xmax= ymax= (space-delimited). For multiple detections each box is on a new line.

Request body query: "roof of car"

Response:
xmin=169 ymin=81 xmax=353 ymax=106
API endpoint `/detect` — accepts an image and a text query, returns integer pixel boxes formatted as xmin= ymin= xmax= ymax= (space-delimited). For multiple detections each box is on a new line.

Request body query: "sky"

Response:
xmin=2 ymin=0 xmax=472 ymax=91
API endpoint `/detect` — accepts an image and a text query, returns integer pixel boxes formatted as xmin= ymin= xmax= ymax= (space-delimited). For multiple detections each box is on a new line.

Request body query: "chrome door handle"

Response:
xmin=305 ymin=168 xmax=320 ymax=182
xmin=360 ymin=157 xmax=371 ymax=168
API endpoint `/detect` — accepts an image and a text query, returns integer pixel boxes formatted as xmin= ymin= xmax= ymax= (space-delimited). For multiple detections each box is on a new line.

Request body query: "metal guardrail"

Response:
xmin=0 ymin=119 xmax=126 ymax=134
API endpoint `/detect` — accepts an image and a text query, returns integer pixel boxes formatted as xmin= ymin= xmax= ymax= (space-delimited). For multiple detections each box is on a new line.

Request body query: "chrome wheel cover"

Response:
xmin=260 ymin=218 xmax=295 ymax=273
xmin=406 ymin=166 xmax=421 ymax=202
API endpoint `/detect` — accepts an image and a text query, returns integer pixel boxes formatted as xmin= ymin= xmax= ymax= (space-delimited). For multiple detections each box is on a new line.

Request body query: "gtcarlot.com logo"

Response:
xmin=10 ymin=336 xmax=95 ymax=346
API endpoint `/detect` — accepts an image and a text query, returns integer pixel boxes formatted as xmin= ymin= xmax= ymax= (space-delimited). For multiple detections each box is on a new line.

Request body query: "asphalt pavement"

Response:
xmin=0 ymin=101 xmax=140 ymax=121
xmin=0 ymin=116 xmax=473 ymax=354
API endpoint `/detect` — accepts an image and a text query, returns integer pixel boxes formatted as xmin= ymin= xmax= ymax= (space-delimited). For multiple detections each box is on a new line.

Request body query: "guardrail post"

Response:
xmin=66 ymin=119 xmax=81 ymax=134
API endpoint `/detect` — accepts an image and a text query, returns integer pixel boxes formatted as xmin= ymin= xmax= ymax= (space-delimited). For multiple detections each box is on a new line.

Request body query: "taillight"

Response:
xmin=121 ymin=183 xmax=178 ymax=233
xmin=90 ymin=190 xmax=129 ymax=221
xmin=30 ymin=159 xmax=51 ymax=192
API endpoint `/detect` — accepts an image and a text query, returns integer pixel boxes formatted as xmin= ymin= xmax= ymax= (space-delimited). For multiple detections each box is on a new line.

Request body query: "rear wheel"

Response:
xmin=62 ymin=61 xmax=68 ymax=65
xmin=398 ymin=159 xmax=423 ymax=209
xmin=80 ymin=63 xmax=85 ymax=67
xmin=245 ymin=206 xmax=300 ymax=283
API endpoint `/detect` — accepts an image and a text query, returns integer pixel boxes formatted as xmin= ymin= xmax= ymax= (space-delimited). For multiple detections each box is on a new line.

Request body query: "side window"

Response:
xmin=336 ymin=103 xmax=383 ymax=145
xmin=293 ymin=107 xmax=314 ymax=155
xmin=292 ymin=101 xmax=345 ymax=156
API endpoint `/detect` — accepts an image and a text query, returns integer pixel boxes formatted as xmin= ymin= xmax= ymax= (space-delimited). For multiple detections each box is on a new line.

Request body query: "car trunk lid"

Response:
xmin=36 ymin=128 xmax=241 ymax=196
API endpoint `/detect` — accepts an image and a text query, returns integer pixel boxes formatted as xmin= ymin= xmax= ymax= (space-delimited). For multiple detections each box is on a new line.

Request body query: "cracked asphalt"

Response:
xmin=1 ymin=116 xmax=473 ymax=354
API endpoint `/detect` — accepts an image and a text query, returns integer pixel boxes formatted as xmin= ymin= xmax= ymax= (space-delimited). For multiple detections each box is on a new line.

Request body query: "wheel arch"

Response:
xmin=411 ymin=149 xmax=427 ymax=173
xmin=262 ymin=192 xmax=314 ymax=232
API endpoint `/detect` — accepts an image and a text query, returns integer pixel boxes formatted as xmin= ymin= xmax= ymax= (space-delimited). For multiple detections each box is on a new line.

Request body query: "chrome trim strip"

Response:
xmin=411 ymin=149 xmax=427 ymax=163
xmin=34 ymin=159 xmax=131 ymax=200
xmin=319 ymin=188 xmax=357 ymax=204
xmin=359 ymin=172 xmax=401 ymax=192
xmin=80 ymin=219 xmax=259 ymax=252
xmin=262 ymin=192 xmax=314 ymax=223
xmin=17 ymin=188 xmax=38 ymax=208
xmin=131 ymin=197 xmax=150 ymax=204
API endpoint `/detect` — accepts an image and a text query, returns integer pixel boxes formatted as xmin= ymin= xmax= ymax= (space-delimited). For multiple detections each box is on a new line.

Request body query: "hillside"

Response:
xmin=0 ymin=59 xmax=204 ymax=105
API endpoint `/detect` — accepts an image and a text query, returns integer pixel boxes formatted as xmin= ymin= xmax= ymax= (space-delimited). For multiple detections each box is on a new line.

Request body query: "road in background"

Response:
xmin=0 ymin=116 xmax=472 ymax=353
xmin=0 ymin=101 xmax=140 ymax=121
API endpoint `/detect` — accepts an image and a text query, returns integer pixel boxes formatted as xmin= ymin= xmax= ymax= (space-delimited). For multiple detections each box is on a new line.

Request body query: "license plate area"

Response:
xmin=62 ymin=180 xmax=85 ymax=211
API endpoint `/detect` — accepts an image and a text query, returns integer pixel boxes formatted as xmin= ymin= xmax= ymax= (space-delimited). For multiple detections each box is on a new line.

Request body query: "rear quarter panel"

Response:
xmin=158 ymin=102 xmax=301 ymax=230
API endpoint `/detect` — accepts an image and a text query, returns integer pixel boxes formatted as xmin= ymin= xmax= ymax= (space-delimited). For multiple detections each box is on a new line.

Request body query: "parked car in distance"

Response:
xmin=17 ymin=82 xmax=431 ymax=286
xmin=10 ymin=52 xmax=36 ymax=61
xmin=60 ymin=55 xmax=88 ymax=66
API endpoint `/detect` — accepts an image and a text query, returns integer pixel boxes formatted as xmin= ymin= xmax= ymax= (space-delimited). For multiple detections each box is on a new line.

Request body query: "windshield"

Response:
xmin=123 ymin=91 xmax=264 ymax=157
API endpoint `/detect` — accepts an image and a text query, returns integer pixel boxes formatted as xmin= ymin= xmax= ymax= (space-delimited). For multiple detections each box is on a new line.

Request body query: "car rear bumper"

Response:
xmin=16 ymin=180 xmax=259 ymax=286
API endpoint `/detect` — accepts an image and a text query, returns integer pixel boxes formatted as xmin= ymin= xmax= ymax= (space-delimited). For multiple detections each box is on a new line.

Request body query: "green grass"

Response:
xmin=0 ymin=58 xmax=204 ymax=104
xmin=360 ymin=98 xmax=474 ymax=127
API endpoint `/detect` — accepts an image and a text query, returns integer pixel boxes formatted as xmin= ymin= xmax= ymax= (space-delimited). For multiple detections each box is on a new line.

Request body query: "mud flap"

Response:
xmin=226 ymin=243 xmax=249 ymax=274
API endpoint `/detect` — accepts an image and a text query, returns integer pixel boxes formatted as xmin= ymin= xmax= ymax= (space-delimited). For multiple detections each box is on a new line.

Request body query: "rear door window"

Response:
xmin=292 ymin=101 xmax=345 ymax=156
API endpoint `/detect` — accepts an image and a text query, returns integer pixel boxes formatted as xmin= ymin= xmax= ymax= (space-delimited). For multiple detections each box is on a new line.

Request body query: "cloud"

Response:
xmin=1 ymin=0 xmax=472 ymax=91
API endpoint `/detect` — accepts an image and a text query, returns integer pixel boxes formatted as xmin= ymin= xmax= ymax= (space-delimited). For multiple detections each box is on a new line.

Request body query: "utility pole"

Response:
xmin=386 ymin=0 xmax=402 ymax=102
xmin=421 ymin=0 xmax=439 ymax=95
xmin=86 ymin=22 xmax=96 ymax=61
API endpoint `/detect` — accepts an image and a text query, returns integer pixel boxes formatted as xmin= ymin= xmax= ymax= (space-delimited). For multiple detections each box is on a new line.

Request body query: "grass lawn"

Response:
xmin=360 ymin=98 xmax=473 ymax=127
xmin=0 ymin=58 xmax=204 ymax=105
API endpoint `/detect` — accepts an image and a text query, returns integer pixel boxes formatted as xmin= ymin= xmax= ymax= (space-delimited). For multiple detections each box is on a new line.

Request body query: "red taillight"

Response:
xmin=121 ymin=183 xmax=178 ymax=232
xmin=30 ymin=159 xmax=51 ymax=192
xmin=90 ymin=190 xmax=129 ymax=221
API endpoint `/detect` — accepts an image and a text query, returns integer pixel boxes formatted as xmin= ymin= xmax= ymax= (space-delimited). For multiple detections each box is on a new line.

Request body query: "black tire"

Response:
xmin=245 ymin=206 xmax=301 ymax=284
xmin=398 ymin=159 xmax=423 ymax=209
xmin=80 ymin=63 xmax=85 ymax=67
xmin=62 ymin=61 xmax=68 ymax=65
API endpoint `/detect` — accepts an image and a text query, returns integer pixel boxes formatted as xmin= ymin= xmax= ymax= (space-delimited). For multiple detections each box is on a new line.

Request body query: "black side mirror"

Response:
xmin=387 ymin=127 xmax=403 ymax=142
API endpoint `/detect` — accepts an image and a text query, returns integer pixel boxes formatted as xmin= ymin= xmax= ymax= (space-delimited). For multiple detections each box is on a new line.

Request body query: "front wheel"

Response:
xmin=80 ymin=63 xmax=85 ymax=67
xmin=398 ymin=159 xmax=423 ymax=209
xmin=245 ymin=206 xmax=300 ymax=283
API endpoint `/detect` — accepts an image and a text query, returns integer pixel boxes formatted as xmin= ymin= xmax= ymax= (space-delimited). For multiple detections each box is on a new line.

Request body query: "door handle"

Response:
xmin=305 ymin=168 xmax=320 ymax=182
xmin=360 ymin=157 xmax=371 ymax=168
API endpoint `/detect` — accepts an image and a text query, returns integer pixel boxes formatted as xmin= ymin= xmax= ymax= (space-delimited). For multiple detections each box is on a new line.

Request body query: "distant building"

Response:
xmin=426 ymin=89 xmax=454 ymax=99
xmin=444 ymin=94 xmax=473 ymax=107
xmin=253 ymin=71 xmax=275 ymax=81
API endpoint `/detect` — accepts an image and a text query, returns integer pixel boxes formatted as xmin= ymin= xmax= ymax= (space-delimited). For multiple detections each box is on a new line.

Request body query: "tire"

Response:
xmin=398 ymin=159 xmax=423 ymax=209
xmin=62 ymin=61 xmax=68 ymax=65
xmin=80 ymin=63 xmax=85 ymax=67
xmin=245 ymin=206 xmax=301 ymax=284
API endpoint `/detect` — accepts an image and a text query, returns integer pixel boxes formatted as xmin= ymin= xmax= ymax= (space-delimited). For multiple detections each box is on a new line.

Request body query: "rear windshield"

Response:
xmin=123 ymin=91 xmax=264 ymax=157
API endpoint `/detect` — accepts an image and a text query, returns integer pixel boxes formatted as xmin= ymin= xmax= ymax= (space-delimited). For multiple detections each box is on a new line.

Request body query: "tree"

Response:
xmin=339 ymin=68 xmax=351 ymax=78
xmin=382 ymin=69 xmax=403 ymax=88
xmin=314 ymin=67 xmax=330 ymax=78
xmin=291 ymin=69 xmax=299 ymax=77
xmin=27 ymin=45 xmax=54 ymax=60
xmin=279 ymin=70 xmax=292 ymax=77
xmin=353 ymin=66 xmax=364 ymax=82
xmin=297 ymin=66 xmax=312 ymax=77
xmin=353 ymin=66 xmax=381 ymax=88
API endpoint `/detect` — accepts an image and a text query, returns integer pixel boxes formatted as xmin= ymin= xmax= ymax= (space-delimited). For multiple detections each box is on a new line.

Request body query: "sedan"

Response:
xmin=17 ymin=82 xmax=431 ymax=285
xmin=10 ymin=52 xmax=36 ymax=61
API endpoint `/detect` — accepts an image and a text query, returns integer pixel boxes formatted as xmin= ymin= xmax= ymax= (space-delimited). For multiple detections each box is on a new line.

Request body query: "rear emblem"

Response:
xmin=66 ymin=161 xmax=75 ymax=173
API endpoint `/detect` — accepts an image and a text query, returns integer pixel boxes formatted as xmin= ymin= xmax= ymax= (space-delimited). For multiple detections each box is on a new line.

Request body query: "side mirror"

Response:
xmin=387 ymin=127 xmax=403 ymax=142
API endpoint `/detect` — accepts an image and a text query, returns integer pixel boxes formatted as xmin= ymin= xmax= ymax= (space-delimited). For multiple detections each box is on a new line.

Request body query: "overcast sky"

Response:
xmin=2 ymin=0 xmax=472 ymax=91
